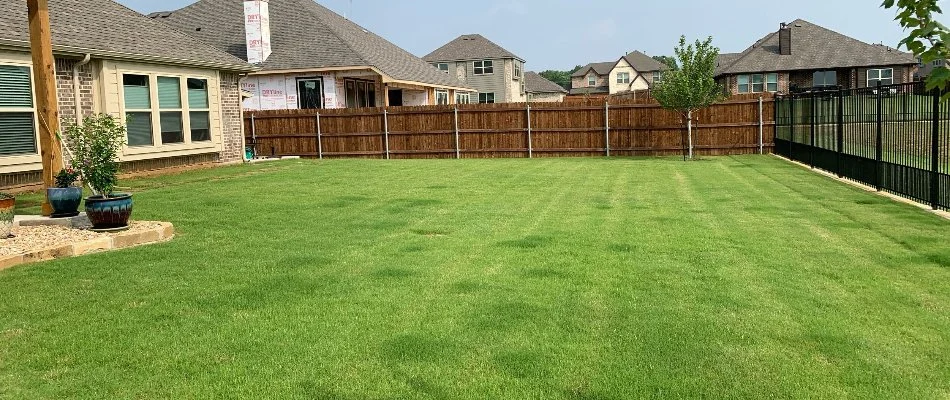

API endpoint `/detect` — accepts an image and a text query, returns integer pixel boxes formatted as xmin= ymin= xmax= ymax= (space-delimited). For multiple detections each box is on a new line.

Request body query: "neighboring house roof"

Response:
xmin=154 ymin=0 xmax=469 ymax=90
xmin=717 ymin=19 xmax=917 ymax=76
xmin=572 ymin=62 xmax=615 ymax=77
xmin=569 ymin=86 xmax=609 ymax=95
xmin=524 ymin=72 xmax=567 ymax=94
xmin=0 ymin=0 xmax=254 ymax=72
xmin=619 ymin=51 xmax=668 ymax=72
xmin=423 ymin=34 xmax=524 ymax=63
xmin=715 ymin=53 xmax=742 ymax=76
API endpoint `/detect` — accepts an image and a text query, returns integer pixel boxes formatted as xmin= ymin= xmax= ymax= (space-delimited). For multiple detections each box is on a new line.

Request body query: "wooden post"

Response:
xmin=316 ymin=113 xmax=322 ymax=160
xmin=604 ymin=101 xmax=610 ymax=157
xmin=383 ymin=108 xmax=390 ymax=159
xmin=758 ymin=96 xmax=764 ymax=154
xmin=453 ymin=106 xmax=460 ymax=159
xmin=526 ymin=104 xmax=533 ymax=158
xmin=28 ymin=0 xmax=63 ymax=216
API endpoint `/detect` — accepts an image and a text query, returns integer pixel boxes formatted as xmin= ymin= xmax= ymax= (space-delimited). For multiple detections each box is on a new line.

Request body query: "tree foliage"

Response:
xmin=882 ymin=0 xmax=949 ymax=93
xmin=652 ymin=55 xmax=679 ymax=71
xmin=539 ymin=65 xmax=584 ymax=90
xmin=653 ymin=36 xmax=724 ymax=116
xmin=63 ymin=114 xmax=127 ymax=197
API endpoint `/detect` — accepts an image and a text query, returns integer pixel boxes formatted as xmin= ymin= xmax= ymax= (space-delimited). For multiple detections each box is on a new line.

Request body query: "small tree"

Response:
xmin=882 ymin=0 xmax=950 ymax=94
xmin=652 ymin=36 xmax=725 ymax=160
xmin=63 ymin=114 xmax=127 ymax=197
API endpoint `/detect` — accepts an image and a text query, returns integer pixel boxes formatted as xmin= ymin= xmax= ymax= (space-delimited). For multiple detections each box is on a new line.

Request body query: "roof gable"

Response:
xmin=619 ymin=51 xmax=668 ymax=72
xmin=718 ymin=19 xmax=917 ymax=76
xmin=0 ymin=0 xmax=252 ymax=71
xmin=423 ymin=34 xmax=524 ymax=63
xmin=571 ymin=62 xmax=614 ymax=77
xmin=157 ymin=0 xmax=469 ymax=89
xmin=524 ymin=72 xmax=567 ymax=94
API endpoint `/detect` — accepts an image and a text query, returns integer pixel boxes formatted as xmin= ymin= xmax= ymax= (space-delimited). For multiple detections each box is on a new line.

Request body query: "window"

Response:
xmin=344 ymin=79 xmax=376 ymax=108
xmin=514 ymin=63 xmax=521 ymax=80
xmin=474 ymin=60 xmax=493 ymax=75
xmin=456 ymin=92 xmax=471 ymax=104
xmin=122 ymin=73 xmax=216 ymax=148
xmin=588 ymin=74 xmax=597 ymax=87
xmin=766 ymin=73 xmax=778 ymax=92
xmin=737 ymin=75 xmax=750 ymax=93
xmin=433 ymin=63 xmax=449 ymax=73
xmin=867 ymin=68 xmax=893 ymax=86
xmin=617 ymin=72 xmax=630 ymax=84
xmin=187 ymin=79 xmax=211 ymax=142
xmin=813 ymin=71 xmax=837 ymax=88
xmin=934 ymin=60 xmax=943 ymax=66
xmin=478 ymin=92 xmax=495 ymax=104
xmin=751 ymin=74 xmax=764 ymax=93
xmin=0 ymin=65 xmax=37 ymax=156
xmin=737 ymin=74 xmax=767 ymax=93
xmin=652 ymin=71 xmax=663 ymax=83
xmin=435 ymin=89 xmax=449 ymax=105
xmin=123 ymin=74 xmax=153 ymax=146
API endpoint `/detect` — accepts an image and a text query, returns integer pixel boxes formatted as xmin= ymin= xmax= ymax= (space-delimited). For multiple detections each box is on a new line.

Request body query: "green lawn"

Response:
xmin=2 ymin=156 xmax=949 ymax=399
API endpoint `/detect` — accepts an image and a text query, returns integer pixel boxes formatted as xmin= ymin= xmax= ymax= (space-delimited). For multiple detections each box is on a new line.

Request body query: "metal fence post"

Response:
xmin=526 ymin=104 xmax=533 ymax=158
xmin=931 ymin=88 xmax=941 ymax=209
xmin=875 ymin=82 xmax=883 ymax=191
xmin=454 ymin=106 xmax=460 ymax=159
xmin=604 ymin=101 xmax=610 ymax=157
xmin=789 ymin=95 xmax=795 ymax=160
xmin=383 ymin=108 xmax=390 ymax=160
xmin=758 ymin=96 xmax=764 ymax=154
xmin=316 ymin=112 xmax=323 ymax=159
xmin=249 ymin=113 xmax=257 ymax=159
xmin=836 ymin=90 xmax=844 ymax=177
xmin=810 ymin=94 xmax=816 ymax=168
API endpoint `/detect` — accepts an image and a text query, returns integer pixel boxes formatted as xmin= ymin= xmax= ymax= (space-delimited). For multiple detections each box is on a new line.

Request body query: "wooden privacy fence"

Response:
xmin=244 ymin=95 xmax=775 ymax=159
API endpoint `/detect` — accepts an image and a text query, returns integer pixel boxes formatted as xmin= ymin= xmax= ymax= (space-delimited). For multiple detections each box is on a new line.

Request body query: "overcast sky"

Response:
xmin=117 ymin=0 xmax=946 ymax=71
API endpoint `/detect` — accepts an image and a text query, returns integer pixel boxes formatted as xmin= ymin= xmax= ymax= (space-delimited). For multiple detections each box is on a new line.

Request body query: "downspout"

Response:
xmin=72 ymin=54 xmax=91 ymax=124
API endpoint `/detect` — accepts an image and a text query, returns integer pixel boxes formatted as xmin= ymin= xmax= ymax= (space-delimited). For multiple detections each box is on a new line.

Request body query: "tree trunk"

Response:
xmin=687 ymin=110 xmax=694 ymax=160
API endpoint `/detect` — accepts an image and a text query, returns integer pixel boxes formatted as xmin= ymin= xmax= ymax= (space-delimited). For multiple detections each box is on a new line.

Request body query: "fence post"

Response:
xmin=810 ymin=94 xmax=817 ymax=168
xmin=836 ymin=89 xmax=844 ymax=177
xmin=526 ymin=103 xmax=533 ymax=158
xmin=249 ymin=113 xmax=257 ymax=160
xmin=383 ymin=108 xmax=390 ymax=160
xmin=875 ymin=82 xmax=883 ymax=191
xmin=316 ymin=112 xmax=323 ymax=160
xmin=789 ymin=95 xmax=795 ymax=160
xmin=454 ymin=106 xmax=460 ymax=159
xmin=758 ymin=96 xmax=764 ymax=154
xmin=604 ymin=101 xmax=610 ymax=157
xmin=931 ymin=88 xmax=941 ymax=210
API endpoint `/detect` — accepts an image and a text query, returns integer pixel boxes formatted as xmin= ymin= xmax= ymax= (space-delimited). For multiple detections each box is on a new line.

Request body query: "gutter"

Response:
xmin=73 ymin=54 xmax=91 ymax=124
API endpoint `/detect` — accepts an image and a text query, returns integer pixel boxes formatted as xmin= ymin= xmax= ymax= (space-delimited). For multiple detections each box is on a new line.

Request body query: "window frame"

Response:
xmin=766 ymin=73 xmax=778 ymax=92
xmin=652 ymin=71 xmax=663 ymax=83
xmin=867 ymin=68 xmax=894 ymax=87
xmin=0 ymin=62 xmax=41 ymax=168
xmin=588 ymin=74 xmax=597 ymax=87
xmin=473 ymin=60 xmax=494 ymax=75
xmin=343 ymin=78 xmax=377 ymax=108
xmin=187 ymin=78 xmax=212 ymax=142
xmin=617 ymin=72 xmax=631 ymax=84
xmin=478 ymin=92 xmax=495 ymax=104
xmin=435 ymin=89 xmax=449 ymax=105
xmin=434 ymin=63 xmax=450 ymax=73
xmin=737 ymin=75 xmax=750 ymax=93
xmin=812 ymin=70 xmax=837 ymax=88
xmin=455 ymin=92 xmax=471 ymax=104
xmin=117 ymin=66 xmax=219 ymax=158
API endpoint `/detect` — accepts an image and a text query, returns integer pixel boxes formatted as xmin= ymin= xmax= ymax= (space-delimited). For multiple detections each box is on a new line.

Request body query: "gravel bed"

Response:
xmin=0 ymin=222 xmax=167 ymax=257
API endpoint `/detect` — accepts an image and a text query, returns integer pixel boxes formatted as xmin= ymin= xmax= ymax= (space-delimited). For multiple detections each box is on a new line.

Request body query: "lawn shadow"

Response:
xmin=496 ymin=235 xmax=553 ymax=250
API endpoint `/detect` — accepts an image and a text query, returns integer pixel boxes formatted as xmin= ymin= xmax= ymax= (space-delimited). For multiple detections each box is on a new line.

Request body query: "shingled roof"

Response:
xmin=717 ymin=19 xmax=917 ymax=76
xmin=524 ymin=72 xmax=567 ymax=94
xmin=619 ymin=51 xmax=668 ymax=72
xmin=424 ymin=34 xmax=524 ymax=63
xmin=154 ymin=0 xmax=469 ymax=89
xmin=572 ymin=62 xmax=615 ymax=77
xmin=0 ymin=0 xmax=253 ymax=72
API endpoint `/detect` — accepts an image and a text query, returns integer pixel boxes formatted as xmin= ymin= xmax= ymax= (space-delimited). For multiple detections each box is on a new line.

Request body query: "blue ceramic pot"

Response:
xmin=85 ymin=193 xmax=133 ymax=229
xmin=47 ymin=187 xmax=83 ymax=218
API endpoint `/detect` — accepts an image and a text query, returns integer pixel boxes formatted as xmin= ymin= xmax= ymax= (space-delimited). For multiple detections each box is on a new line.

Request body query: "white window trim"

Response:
xmin=737 ymin=74 xmax=767 ymax=93
xmin=435 ymin=63 xmax=449 ymax=73
xmin=474 ymin=60 xmax=494 ymax=76
xmin=867 ymin=68 xmax=894 ymax=87
xmin=617 ymin=72 xmax=631 ymax=84
xmin=455 ymin=92 xmax=470 ymax=104
xmin=652 ymin=71 xmax=663 ymax=83
xmin=478 ymin=92 xmax=495 ymax=104
xmin=116 ymin=64 xmax=220 ymax=160
xmin=0 ymin=60 xmax=41 ymax=172
xmin=435 ymin=89 xmax=449 ymax=105
xmin=588 ymin=74 xmax=597 ymax=87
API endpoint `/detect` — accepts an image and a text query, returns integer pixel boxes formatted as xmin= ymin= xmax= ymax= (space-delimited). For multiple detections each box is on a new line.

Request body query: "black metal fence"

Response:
xmin=775 ymin=81 xmax=949 ymax=211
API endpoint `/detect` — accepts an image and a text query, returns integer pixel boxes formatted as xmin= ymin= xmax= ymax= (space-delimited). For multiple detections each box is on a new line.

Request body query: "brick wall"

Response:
xmin=55 ymin=58 xmax=95 ymax=126
xmin=219 ymin=72 xmax=244 ymax=163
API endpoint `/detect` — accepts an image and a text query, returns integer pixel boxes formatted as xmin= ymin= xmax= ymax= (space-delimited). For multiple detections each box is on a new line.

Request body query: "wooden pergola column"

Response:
xmin=27 ymin=0 xmax=63 ymax=216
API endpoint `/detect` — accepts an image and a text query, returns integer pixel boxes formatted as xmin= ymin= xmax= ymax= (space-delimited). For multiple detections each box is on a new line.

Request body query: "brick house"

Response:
xmin=570 ymin=51 xmax=668 ymax=95
xmin=716 ymin=19 xmax=918 ymax=95
xmin=0 ymin=0 xmax=256 ymax=189
xmin=524 ymin=72 xmax=567 ymax=102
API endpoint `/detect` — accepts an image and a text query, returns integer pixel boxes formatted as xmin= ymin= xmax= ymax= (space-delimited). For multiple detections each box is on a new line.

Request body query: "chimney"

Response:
xmin=779 ymin=22 xmax=792 ymax=56
xmin=244 ymin=0 xmax=272 ymax=64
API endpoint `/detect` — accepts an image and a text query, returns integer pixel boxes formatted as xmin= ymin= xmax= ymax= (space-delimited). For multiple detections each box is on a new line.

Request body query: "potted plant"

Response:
xmin=47 ymin=168 xmax=82 ymax=218
xmin=64 ymin=114 xmax=132 ymax=231
xmin=0 ymin=192 xmax=13 ymax=239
